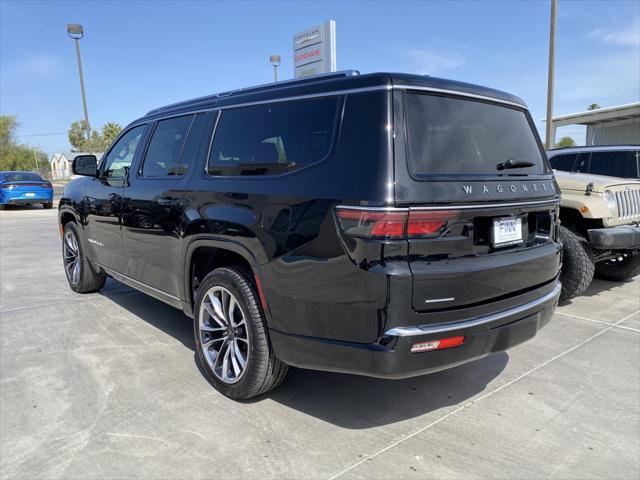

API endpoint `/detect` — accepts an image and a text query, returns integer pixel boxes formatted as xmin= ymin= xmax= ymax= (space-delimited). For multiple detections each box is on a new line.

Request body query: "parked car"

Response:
xmin=59 ymin=71 xmax=562 ymax=399
xmin=0 ymin=171 xmax=53 ymax=210
xmin=553 ymin=170 xmax=640 ymax=300
xmin=548 ymin=145 xmax=640 ymax=180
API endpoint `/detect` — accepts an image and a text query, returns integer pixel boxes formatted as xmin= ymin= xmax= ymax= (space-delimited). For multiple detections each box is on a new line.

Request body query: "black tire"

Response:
xmin=62 ymin=222 xmax=106 ymax=293
xmin=194 ymin=266 xmax=288 ymax=400
xmin=595 ymin=253 xmax=640 ymax=282
xmin=43 ymin=202 xmax=53 ymax=209
xmin=559 ymin=226 xmax=595 ymax=302
xmin=0 ymin=204 xmax=5 ymax=210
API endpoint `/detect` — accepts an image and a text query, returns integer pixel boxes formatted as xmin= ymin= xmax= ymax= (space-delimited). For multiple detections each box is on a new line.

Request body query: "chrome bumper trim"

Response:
xmin=385 ymin=282 xmax=562 ymax=337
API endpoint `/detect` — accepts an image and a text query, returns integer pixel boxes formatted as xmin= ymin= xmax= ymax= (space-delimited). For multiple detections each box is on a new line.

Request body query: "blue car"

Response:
xmin=0 ymin=171 xmax=54 ymax=210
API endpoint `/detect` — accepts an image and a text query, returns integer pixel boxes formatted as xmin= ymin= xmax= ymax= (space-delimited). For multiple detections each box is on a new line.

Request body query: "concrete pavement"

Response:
xmin=1 ymin=205 xmax=638 ymax=479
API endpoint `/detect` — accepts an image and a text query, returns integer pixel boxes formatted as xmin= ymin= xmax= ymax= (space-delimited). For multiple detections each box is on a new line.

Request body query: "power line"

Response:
xmin=16 ymin=132 xmax=67 ymax=137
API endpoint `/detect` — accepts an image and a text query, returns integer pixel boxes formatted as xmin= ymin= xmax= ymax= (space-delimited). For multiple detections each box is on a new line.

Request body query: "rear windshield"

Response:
xmin=405 ymin=93 xmax=547 ymax=176
xmin=1 ymin=172 xmax=44 ymax=182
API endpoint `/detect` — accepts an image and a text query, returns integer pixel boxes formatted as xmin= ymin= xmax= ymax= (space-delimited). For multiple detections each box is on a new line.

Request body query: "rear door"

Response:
xmin=122 ymin=112 xmax=213 ymax=298
xmin=394 ymin=90 xmax=560 ymax=311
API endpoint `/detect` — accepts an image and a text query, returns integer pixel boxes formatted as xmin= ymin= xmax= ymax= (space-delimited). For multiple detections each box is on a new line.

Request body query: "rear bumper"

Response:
xmin=271 ymin=281 xmax=561 ymax=379
xmin=0 ymin=191 xmax=53 ymax=205
xmin=589 ymin=224 xmax=640 ymax=250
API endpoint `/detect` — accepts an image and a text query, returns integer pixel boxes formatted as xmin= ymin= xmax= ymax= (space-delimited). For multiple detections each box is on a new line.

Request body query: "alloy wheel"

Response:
xmin=198 ymin=286 xmax=249 ymax=384
xmin=63 ymin=230 xmax=80 ymax=286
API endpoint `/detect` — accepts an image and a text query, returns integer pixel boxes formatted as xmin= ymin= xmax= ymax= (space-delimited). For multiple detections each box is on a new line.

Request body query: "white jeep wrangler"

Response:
xmin=553 ymin=170 xmax=640 ymax=301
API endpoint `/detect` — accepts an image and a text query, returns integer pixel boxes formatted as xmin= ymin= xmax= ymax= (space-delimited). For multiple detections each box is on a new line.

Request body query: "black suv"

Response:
xmin=59 ymin=71 xmax=562 ymax=399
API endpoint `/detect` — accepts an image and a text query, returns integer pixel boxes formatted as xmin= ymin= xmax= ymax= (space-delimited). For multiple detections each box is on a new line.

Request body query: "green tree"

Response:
xmin=587 ymin=103 xmax=601 ymax=111
xmin=0 ymin=115 xmax=47 ymax=171
xmin=101 ymin=122 xmax=122 ymax=149
xmin=68 ymin=120 xmax=90 ymax=151
xmin=555 ymin=136 xmax=576 ymax=148
xmin=68 ymin=120 xmax=122 ymax=151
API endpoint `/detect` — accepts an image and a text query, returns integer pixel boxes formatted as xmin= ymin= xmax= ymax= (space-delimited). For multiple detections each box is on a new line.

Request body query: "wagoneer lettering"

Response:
xmin=59 ymin=71 xmax=562 ymax=399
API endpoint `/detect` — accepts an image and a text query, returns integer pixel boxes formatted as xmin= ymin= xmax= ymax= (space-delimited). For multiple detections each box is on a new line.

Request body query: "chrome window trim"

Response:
xmin=336 ymin=198 xmax=560 ymax=212
xmin=385 ymin=282 xmax=561 ymax=337
xmin=393 ymin=85 xmax=526 ymax=109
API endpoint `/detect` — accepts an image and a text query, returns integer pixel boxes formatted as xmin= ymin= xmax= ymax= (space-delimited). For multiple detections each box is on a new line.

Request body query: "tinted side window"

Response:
xmin=549 ymin=153 xmax=576 ymax=172
xmin=589 ymin=151 xmax=631 ymax=178
xmin=575 ymin=153 xmax=589 ymax=173
xmin=102 ymin=125 xmax=145 ymax=178
xmin=141 ymin=115 xmax=194 ymax=177
xmin=207 ymin=97 xmax=340 ymax=176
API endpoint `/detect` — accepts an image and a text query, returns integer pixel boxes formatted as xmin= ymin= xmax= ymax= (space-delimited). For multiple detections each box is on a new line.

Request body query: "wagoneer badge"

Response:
xmin=462 ymin=182 xmax=555 ymax=195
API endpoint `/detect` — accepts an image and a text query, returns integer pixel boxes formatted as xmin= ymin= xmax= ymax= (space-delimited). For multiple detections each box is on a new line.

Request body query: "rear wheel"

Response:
xmin=0 ymin=204 xmax=5 ymax=211
xmin=559 ymin=226 xmax=594 ymax=302
xmin=43 ymin=202 xmax=53 ymax=209
xmin=62 ymin=222 xmax=106 ymax=293
xmin=595 ymin=253 xmax=640 ymax=282
xmin=194 ymin=266 xmax=288 ymax=399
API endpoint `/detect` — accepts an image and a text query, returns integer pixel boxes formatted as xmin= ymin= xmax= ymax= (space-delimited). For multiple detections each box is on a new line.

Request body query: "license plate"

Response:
xmin=24 ymin=192 xmax=35 ymax=197
xmin=492 ymin=217 xmax=522 ymax=246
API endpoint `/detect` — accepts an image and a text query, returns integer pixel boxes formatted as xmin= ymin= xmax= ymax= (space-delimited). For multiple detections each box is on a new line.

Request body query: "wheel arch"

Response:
xmin=181 ymin=238 xmax=268 ymax=319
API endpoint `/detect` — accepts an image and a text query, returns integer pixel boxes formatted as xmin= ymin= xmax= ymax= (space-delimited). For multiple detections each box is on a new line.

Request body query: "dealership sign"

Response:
xmin=293 ymin=20 xmax=336 ymax=78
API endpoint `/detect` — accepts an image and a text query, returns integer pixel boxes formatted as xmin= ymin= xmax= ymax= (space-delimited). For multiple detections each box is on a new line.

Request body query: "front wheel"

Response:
xmin=194 ymin=267 xmax=288 ymax=399
xmin=62 ymin=223 xmax=106 ymax=293
xmin=559 ymin=226 xmax=594 ymax=302
xmin=595 ymin=253 xmax=640 ymax=282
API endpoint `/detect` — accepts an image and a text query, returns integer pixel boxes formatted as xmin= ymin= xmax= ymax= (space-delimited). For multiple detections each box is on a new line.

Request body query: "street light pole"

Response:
xmin=67 ymin=24 xmax=91 ymax=143
xmin=270 ymin=55 xmax=281 ymax=82
xmin=545 ymin=0 xmax=557 ymax=150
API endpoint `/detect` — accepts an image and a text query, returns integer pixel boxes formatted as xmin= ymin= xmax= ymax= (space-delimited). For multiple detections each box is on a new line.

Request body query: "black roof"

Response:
xmin=140 ymin=71 xmax=527 ymax=122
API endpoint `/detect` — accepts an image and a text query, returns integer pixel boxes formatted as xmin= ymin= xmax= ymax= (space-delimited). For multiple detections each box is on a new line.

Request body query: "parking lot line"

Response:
xmin=556 ymin=311 xmax=640 ymax=333
xmin=327 ymin=309 xmax=640 ymax=480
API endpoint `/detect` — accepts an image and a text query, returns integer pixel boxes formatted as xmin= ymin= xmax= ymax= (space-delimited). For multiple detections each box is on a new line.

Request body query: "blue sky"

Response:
xmin=1 ymin=0 xmax=639 ymax=155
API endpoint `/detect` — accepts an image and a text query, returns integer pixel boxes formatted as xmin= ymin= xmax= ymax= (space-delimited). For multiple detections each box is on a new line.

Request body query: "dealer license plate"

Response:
xmin=492 ymin=217 xmax=522 ymax=247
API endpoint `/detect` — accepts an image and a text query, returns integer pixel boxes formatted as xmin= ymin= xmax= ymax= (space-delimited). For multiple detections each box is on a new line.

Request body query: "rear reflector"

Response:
xmin=411 ymin=335 xmax=465 ymax=353
xmin=336 ymin=208 xmax=458 ymax=239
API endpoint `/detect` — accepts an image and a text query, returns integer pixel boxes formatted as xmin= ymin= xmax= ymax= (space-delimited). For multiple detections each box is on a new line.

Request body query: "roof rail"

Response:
xmin=215 ymin=70 xmax=360 ymax=98
xmin=147 ymin=70 xmax=360 ymax=115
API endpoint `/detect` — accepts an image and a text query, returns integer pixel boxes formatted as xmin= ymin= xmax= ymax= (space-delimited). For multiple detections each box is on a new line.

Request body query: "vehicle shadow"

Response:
xmin=100 ymin=279 xmax=509 ymax=429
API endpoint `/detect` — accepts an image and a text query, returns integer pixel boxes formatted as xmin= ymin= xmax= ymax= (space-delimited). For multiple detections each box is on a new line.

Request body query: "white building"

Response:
xmin=551 ymin=102 xmax=640 ymax=146
xmin=50 ymin=152 xmax=103 ymax=180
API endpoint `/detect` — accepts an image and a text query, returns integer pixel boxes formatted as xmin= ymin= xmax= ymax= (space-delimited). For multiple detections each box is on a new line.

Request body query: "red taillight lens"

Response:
xmin=44 ymin=182 xmax=52 ymax=189
xmin=411 ymin=335 xmax=465 ymax=353
xmin=336 ymin=207 xmax=458 ymax=239
xmin=0 ymin=183 xmax=15 ymax=189
xmin=336 ymin=209 xmax=407 ymax=239
xmin=407 ymin=210 xmax=459 ymax=236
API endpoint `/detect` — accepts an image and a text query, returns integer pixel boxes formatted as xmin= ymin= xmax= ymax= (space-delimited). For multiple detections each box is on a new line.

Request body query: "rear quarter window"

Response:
xmin=207 ymin=96 xmax=340 ymax=177
xmin=405 ymin=93 xmax=547 ymax=177
xmin=549 ymin=153 xmax=576 ymax=172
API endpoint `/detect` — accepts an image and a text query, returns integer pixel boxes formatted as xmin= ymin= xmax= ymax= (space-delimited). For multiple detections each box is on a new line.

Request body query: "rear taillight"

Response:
xmin=0 ymin=184 xmax=15 ymax=189
xmin=336 ymin=207 xmax=458 ymax=239
xmin=44 ymin=182 xmax=52 ymax=189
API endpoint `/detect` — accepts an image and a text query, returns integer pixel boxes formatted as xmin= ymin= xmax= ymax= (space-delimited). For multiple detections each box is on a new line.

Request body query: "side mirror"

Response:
xmin=72 ymin=155 xmax=98 ymax=177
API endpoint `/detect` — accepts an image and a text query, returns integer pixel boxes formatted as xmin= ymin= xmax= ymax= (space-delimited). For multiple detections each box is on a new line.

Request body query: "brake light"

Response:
xmin=0 ymin=184 xmax=15 ymax=189
xmin=407 ymin=210 xmax=459 ymax=236
xmin=44 ymin=182 xmax=52 ymax=189
xmin=411 ymin=335 xmax=465 ymax=353
xmin=336 ymin=207 xmax=458 ymax=239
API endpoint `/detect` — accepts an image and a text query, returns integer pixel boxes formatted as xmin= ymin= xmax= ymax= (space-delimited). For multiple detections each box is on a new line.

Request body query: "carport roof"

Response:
xmin=551 ymin=102 xmax=640 ymax=127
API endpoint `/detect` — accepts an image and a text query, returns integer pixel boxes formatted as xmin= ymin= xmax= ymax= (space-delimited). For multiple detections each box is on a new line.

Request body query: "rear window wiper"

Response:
xmin=497 ymin=158 xmax=536 ymax=171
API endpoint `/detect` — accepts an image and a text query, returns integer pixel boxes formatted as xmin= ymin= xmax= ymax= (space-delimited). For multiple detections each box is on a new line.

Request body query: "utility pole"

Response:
xmin=67 ymin=24 xmax=91 ymax=142
xmin=545 ymin=0 xmax=557 ymax=150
